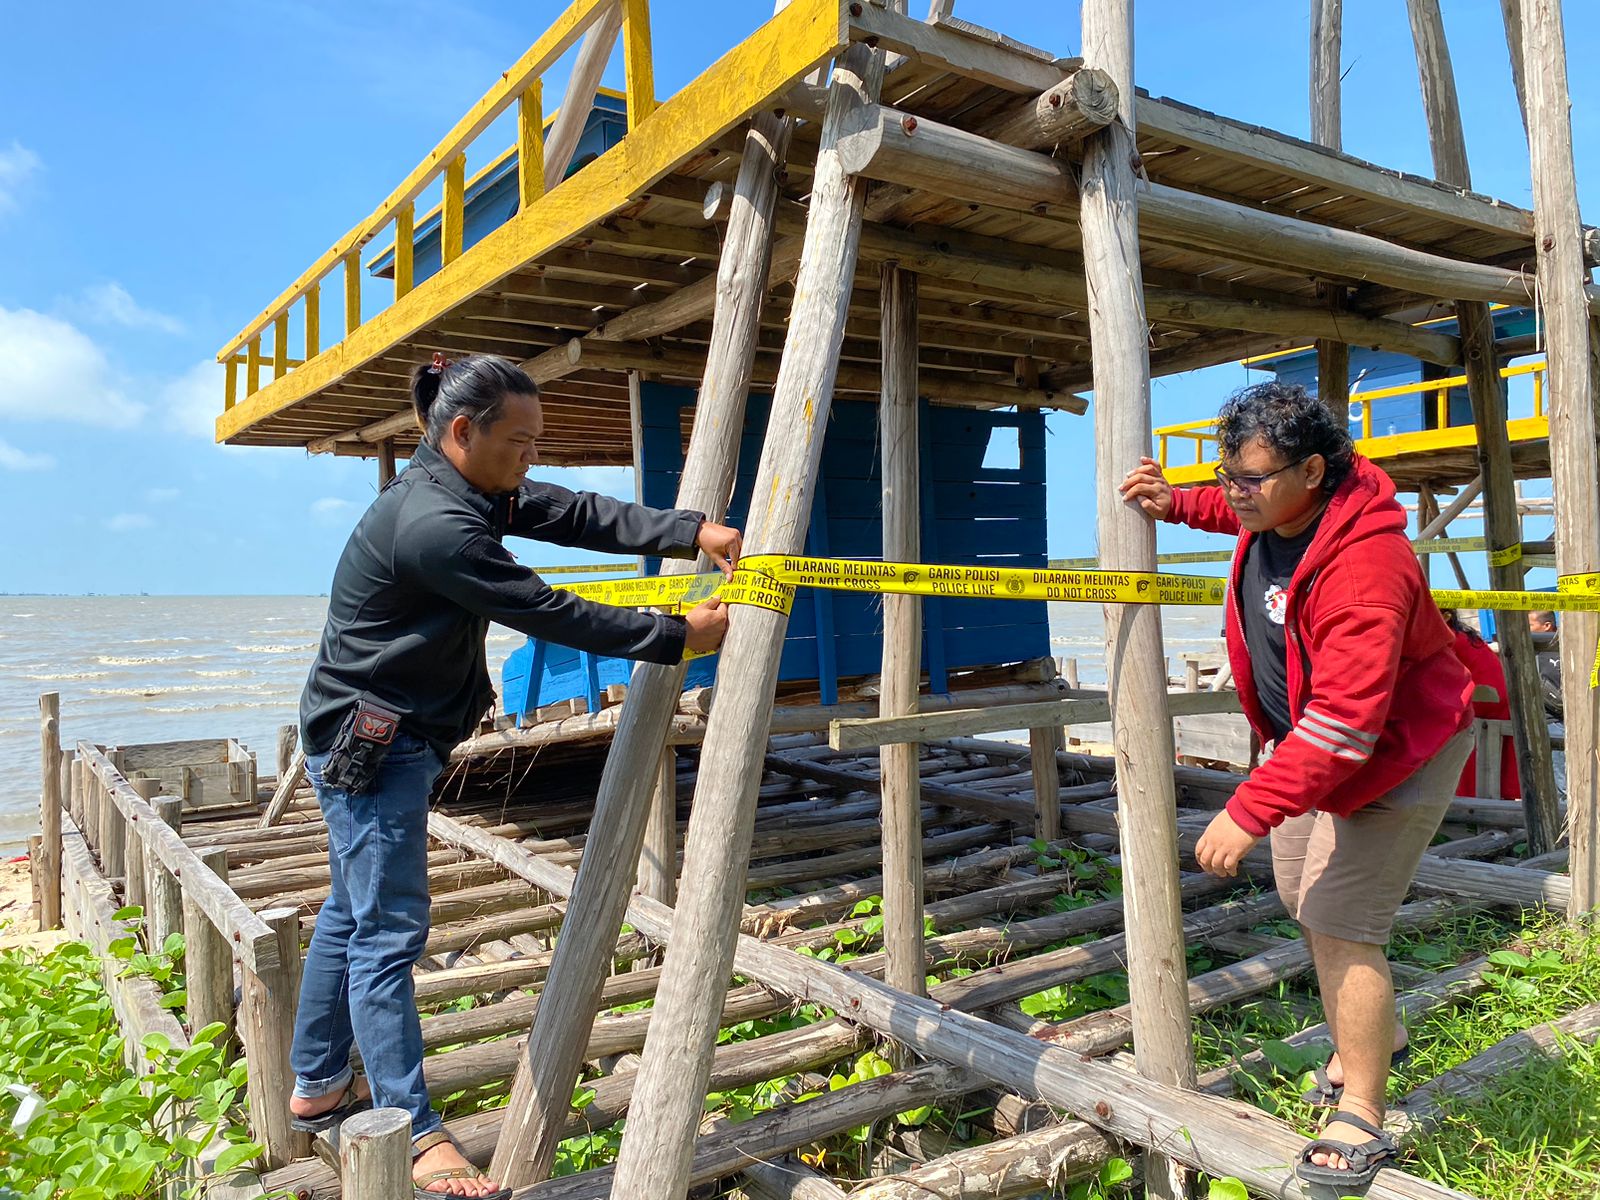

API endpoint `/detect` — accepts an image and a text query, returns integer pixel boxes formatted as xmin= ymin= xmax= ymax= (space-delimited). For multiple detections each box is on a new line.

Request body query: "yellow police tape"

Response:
xmin=555 ymin=557 xmax=1600 ymax=680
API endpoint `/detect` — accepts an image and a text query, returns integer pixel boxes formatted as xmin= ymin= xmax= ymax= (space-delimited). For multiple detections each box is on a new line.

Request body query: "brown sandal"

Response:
xmin=412 ymin=1130 xmax=510 ymax=1199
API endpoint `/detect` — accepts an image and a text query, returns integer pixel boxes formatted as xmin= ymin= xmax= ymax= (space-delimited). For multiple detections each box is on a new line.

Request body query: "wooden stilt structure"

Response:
xmin=489 ymin=26 xmax=801 ymax=1186
xmin=1403 ymin=0 xmax=1560 ymax=851
xmin=1517 ymin=0 xmax=1599 ymax=915
xmin=1079 ymin=4 xmax=1194 ymax=1196
xmin=878 ymin=262 xmax=926 ymax=998
xmin=607 ymin=41 xmax=887 ymax=1196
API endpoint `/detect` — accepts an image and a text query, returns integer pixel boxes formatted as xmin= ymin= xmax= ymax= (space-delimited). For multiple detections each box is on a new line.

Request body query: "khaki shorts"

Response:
xmin=1271 ymin=729 xmax=1473 ymax=945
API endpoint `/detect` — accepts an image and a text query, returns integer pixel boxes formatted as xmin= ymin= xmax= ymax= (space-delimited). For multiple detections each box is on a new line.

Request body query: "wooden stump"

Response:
xmin=339 ymin=1107 xmax=412 ymax=1199
xmin=37 ymin=693 xmax=62 ymax=930
xmin=240 ymin=908 xmax=308 ymax=1169
xmin=186 ymin=846 xmax=236 ymax=1042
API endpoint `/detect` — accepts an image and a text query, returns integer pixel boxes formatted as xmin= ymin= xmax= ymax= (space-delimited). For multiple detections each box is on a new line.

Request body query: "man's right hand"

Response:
xmin=1118 ymin=457 xmax=1174 ymax=521
xmin=684 ymin=596 xmax=730 ymax=654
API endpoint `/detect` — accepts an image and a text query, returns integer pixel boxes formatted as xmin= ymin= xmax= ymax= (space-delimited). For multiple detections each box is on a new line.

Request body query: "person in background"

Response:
xmin=288 ymin=354 xmax=739 ymax=1198
xmin=1439 ymin=608 xmax=1520 ymax=800
xmin=1119 ymin=381 xmax=1473 ymax=1190
xmin=1528 ymin=610 xmax=1563 ymax=719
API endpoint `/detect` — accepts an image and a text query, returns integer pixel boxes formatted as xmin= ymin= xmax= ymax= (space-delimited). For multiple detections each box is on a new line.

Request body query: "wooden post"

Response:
xmin=1520 ymin=0 xmax=1600 ymax=914
xmin=1079 ymin=4 xmax=1195 ymax=1197
xmin=1310 ymin=0 xmax=1349 ymax=416
xmin=276 ymin=724 xmax=299 ymax=780
xmin=542 ymin=3 xmax=624 ymax=190
xmin=240 ymin=907 xmax=309 ymax=1169
xmin=149 ymin=796 xmax=184 ymax=954
xmin=339 ymin=1108 xmax=413 ymax=1200
xmin=127 ymin=778 xmax=159 ymax=916
xmin=518 ymin=80 xmax=546 ymax=211
xmin=1030 ymin=726 xmax=1065 ymax=842
xmin=879 ymin=263 xmax=926 ymax=999
xmin=605 ymin=41 xmax=885 ymax=1199
xmin=186 ymin=847 xmax=236 ymax=1042
xmin=260 ymin=749 xmax=307 ymax=829
xmin=377 ymin=440 xmax=397 ymax=488
xmin=1403 ymin=0 xmax=1560 ymax=851
xmin=636 ymin=749 xmax=678 ymax=905
xmin=37 ymin=693 xmax=61 ymax=929
xmin=488 ymin=22 xmax=801 ymax=1185
xmin=1416 ymin=486 xmax=1439 ymax=585
xmin=1499 ymin=0 xmax=1530 ymax=137
xmin=69 ymin=756 xmax=83 ymax=833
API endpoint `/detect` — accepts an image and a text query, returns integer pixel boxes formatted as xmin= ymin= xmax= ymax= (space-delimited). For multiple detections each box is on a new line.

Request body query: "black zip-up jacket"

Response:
xmin=300 ymin=440 xmax=703 ymax=762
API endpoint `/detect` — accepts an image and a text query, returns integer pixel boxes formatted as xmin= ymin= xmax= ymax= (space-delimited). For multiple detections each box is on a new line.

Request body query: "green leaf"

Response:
xmin=1488 ymin=949 xmax=1531 ymax=969
xmin=159 ymin=989 xmax=188 ymax=1010
xmin=111 ymin=905 xmax=143 ymax=922
xmin=162 ymin=931 xmax=186 ymax=957
xmin=1207 ymin=1177 xmax=1250 ymax=1200
xmin=1100 ymin=1157 xmax=1134 ymax=1187
xmin=213 ymin=1142 xmax=263 ymax=1174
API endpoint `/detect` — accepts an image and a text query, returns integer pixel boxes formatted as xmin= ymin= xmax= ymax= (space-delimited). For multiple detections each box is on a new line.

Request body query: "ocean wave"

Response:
xmin=125 ymin=636 xmax=193 ymax=645
xmin=89 ymin=683 xmax=268 ymax=698
xmin=246 ymin=629 xmax=320 ymax=637
xmin=9 ymin=613 xmax=36 ymax=619
xmin=193 ymin=669 xmax=250 ymax=678
xmin=23 ymin=671 xmax=111 ymax=682
xmin=149 ymin=700 xmax=289 ymax=715
xmin=233 ymin=643 xmax=317 ymax=654
xmin=97 ymin=653 xmax=216 ymax=666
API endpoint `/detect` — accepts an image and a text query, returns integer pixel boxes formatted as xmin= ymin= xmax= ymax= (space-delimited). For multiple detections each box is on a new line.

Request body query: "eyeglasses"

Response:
xmin=1214 ymin=455 xmax=1309 ymax=496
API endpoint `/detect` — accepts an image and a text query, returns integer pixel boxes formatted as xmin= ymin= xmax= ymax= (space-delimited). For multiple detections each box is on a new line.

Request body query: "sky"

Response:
xmin=0 ymin=0 xmax=1594 ymax=596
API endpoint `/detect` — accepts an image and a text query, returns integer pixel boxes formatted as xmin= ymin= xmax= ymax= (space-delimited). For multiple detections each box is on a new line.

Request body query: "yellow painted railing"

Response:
xmin=215 ymin=0 xmax=655 ymax=410
xmin=1154 ymin=360 xmax=1548 ymax=471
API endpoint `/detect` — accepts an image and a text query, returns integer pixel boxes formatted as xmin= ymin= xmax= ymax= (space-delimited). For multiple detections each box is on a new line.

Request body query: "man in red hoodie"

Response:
xmin=1120 ymin=382 xmax=1473 ymax=1188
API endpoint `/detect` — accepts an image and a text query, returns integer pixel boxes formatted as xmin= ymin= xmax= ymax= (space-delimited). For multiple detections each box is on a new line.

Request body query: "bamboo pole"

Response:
xmin=240 ymin=908 xmax=308 ymax=1169
xmin=605 ymin=41 xmax=886 ymax=1199
xmin=38 ymin=693 xmax=61 ymax=929
xmin=1403 ymin=0 xmax=1560 ymax=851
xmin=880 ymin=263 xmax=926 ymax=999
xmin=488 ymin=20 xmax=801 ymax=1183
xmin=635 ymin=749 xmax=677 ymax=905
xmin=1079 ymin=6 xmax=1194 ymax=1197
xmin=1519 ymin=0 xmax=1599 ymax=914
xmin=186 ymin=847 xmax=236 ymax=1042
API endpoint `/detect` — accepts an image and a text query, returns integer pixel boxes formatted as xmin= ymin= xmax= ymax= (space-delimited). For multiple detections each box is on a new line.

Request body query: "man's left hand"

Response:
xmin=697 ymin=521 xmax=743 ymax=580
xmin=1195 ymin=810 xmax=1260 ymax=877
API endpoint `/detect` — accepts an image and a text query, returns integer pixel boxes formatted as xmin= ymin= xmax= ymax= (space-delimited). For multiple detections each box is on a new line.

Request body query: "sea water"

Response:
xmin=0 ymin=595 xmax=1224 ymax=852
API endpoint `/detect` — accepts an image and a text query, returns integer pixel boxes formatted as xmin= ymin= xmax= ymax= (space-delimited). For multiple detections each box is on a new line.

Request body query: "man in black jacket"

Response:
xmin=286 ymin=355 xmax=735 ymax=1197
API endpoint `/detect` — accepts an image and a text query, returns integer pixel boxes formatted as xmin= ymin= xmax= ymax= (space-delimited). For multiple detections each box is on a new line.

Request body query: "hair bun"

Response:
xmin=410 ymin=360 xmax=445 ymax=424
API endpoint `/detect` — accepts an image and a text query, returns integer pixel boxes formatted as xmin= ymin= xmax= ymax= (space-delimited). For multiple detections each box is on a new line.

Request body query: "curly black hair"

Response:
xmin=1215 ymin=381 xmax=1355 ymax=495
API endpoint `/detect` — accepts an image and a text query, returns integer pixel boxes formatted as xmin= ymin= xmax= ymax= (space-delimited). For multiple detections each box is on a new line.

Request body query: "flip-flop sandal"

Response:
xmin=1295 ymin=1110 xmax=1399 ymax=1189
xmin=1300 ymin=1044 xmax=1411 ymax=1108
xmin=412 ymin=1129 xmax=511 ymax=1200
xmin=288 ymin=1077 xmax=372 ymax=1133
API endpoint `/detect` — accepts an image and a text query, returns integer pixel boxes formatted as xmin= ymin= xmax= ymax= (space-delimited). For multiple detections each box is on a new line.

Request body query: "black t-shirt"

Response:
xmin=1239 ymin=512 xmax=1325 ymax=742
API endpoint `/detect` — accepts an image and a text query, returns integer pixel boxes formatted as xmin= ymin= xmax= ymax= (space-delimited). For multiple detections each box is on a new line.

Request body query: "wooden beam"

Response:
xmin=1133 ymin=96 xmax=1534 ymax=241
xmin=835 ymin=114 xmax=1465 ymax=364
xmin=831 ymin=691 xmax=1243 ymax=752
xmin=1403 ymin=0 xmax=1561 ymax=853
xmin=487 ymin=38 xmax=803 ymax=1189
xmin=975 ymin=67 xmax=1119 ymax=150
xmin=879 ymin=263 xmax=925 ymax=999
xmin=1310 ymin=0 xmax=1343 ymax=151
xmin=1078 ymin=5 xmax=1194 ymax=1197
xmin=606 ymin=41 xmax=887 ymax=1198
xmin=1520 ymin=0 xmax=1600 ymax=915
xmin=547 ymin=4 xmax=625 ymax=189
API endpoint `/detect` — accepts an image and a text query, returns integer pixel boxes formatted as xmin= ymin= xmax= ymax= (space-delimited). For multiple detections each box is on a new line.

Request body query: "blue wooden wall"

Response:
xmin=502 ymin=385 xmax=1051 ymax=721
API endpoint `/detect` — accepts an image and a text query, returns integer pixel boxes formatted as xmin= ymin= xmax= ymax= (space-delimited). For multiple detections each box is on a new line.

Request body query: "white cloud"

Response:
xmin=0 ymin=142 xmax=40 ymax=214
xmin=160 ymin=359 xmax=225 ymax=439
xmin=105 ymin=513 xmax=152 ymax=532
xmin=0 ymin=306 xmax=144 ymax=427
xmin=71 ymin=282 xmax=184 ymax=335
xmin=146 ymin=487 xmax=180 ymax=503
xmin=310 ymin=497 xmax=356 ymax=525
xmin=0 ymin=438 xmax=55 ymax=471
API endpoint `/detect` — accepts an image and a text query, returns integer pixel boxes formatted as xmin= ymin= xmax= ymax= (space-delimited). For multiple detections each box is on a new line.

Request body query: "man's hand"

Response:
xmin=697 ymin=521 xmax=743 ymax=580
xmin=684 ymin=597 xmax=730 ymax=654
xmin=1117 ymin=457 xmax=1174 ymax=521
xmin=1194 ymin=809 xmax=1260 ymax=878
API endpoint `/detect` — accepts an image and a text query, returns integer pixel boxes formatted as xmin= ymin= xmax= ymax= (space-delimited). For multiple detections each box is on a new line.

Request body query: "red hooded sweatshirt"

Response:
xmin=1165 ymin=455 xmax=1474 ymax=836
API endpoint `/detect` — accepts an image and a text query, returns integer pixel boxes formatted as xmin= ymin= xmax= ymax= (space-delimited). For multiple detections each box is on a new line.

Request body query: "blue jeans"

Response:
xmin=290 ymin=732 xmax=444 ymax=1142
